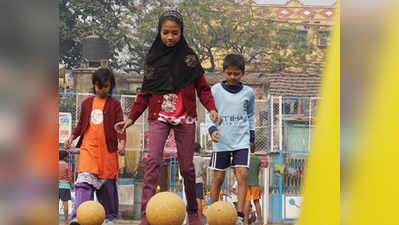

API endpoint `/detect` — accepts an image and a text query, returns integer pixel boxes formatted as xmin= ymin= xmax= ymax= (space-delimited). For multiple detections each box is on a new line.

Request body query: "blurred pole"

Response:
xmin=262 ymin=166 xmax=269 ymax=224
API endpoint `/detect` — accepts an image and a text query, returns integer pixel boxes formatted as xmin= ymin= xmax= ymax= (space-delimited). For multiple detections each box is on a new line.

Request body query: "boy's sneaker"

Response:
xmin=69 ymin=218 xmax=80 ymax=225
xmin=235 ymin=216 xmax=244 ymax=225
xmin=102 ymin=219 xmax=115 ymax=225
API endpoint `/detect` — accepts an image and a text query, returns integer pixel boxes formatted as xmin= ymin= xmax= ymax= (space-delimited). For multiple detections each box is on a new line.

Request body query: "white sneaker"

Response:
xmin=102 ymin=219 xmax=115 ymax=225
xmin=235 ymin=216 xmax=244 ymax=225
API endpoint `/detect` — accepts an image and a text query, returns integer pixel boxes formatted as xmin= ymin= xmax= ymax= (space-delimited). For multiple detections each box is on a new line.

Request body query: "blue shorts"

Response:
xmin=209 ymin=149 xmax=250 ymax=171
xmin=59 ymin=188 xmax=71 ymax=201
xmin=196 ymin=183 xmax=204 ymax=199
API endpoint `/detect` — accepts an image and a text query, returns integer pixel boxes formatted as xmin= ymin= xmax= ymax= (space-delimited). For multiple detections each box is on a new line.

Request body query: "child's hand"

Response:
xmin=209 ymin=110 xmax=223 ymax=126
xmin=67 ymin=149 xmax=80 ymax=154
xmin=211 ymin=130 xmax=220 ymax=142
xmin=115 ymin=119 xmax=133 ymax=134
xmin=64 ymin=136 xmax=74 ymax=150
xmin=118 ymin=140 xmax=126 ymax=156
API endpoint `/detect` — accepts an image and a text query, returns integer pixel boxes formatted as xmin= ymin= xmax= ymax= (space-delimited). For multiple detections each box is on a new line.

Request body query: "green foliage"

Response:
xmin=59 ymin=0 xmax=324 ymax=73
xmin=59 ymin=0 xmax=131 ymax=69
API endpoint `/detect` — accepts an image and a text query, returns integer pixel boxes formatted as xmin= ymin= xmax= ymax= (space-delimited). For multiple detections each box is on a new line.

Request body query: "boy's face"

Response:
xmin=160 ymin=20 xmax=181 ymax=47
xmin=223 ymin=66 xmax=244 ymax=86
xmin=95 ymin=80 xmax=111 ymax=98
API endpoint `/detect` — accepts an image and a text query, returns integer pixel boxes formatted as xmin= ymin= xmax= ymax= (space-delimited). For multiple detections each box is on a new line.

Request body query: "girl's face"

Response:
xmin=94 ymin=80 xmax=111 ymax=98
xmin=160 ymin=20 xmax=181 ymax=47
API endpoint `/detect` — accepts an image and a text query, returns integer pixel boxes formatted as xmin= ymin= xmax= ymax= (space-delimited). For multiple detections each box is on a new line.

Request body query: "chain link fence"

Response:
xmin=267 ymin=96 xmax=319 ymax=223
xmin=268 ymin=96 xmax=319 ymax=194
xmin=59 ymin=92 xmax=270 ymax=188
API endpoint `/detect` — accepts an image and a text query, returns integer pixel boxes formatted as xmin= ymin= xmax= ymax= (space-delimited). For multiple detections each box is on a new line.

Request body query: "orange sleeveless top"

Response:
xmin=78 ymin=97 xmax=118 ymax=179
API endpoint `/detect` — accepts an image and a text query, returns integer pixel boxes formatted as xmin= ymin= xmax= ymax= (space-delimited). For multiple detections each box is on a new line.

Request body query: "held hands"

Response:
xmin=64 ymin=136 xmax=75 ymax=150
xmin=209 ymin=110 xmax=222 ymax=126
xmin=114 ymin=119 xmax=129 ymax=155
xmin=210 ymin=130 xmax=220 ymax=143
xmin=114 ymin=119 xmax=133 ymax=134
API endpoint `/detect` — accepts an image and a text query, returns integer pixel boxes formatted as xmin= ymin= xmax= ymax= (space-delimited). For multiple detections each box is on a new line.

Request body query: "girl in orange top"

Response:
xmin=64 ymin=68 xmax=126 ymax=225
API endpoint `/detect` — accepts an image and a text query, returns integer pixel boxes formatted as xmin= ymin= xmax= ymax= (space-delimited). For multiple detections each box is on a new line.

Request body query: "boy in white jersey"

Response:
xmin=207 ymin=54 xmax=255 ymax=225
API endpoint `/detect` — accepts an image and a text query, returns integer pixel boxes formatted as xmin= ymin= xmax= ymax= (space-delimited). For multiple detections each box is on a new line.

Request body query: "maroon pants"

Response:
xmin=141 ymin=120 xmax=197 ymax=218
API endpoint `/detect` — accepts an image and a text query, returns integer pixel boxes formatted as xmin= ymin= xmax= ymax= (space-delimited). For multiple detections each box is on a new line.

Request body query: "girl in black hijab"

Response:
xmin=115 ymin=10 xmax=222 ymax=225
xmin=141 ymin=10 xmax=204 ymax=95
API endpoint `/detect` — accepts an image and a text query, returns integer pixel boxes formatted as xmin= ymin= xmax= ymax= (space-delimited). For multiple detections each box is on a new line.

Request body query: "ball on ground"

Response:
xmin=206 ymin=201 xmax=237 ymax=225
xmin=76 ymin=201 xmax=105 ymax=225
xmin=146 ymin=192 xmax=186 ymax=225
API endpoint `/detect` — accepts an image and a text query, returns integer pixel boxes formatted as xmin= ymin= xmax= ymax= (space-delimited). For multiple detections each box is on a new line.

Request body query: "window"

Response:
xmin=279 ymin=30 xmax=308 ymax=48
xmin=318 ymin=31 xmax=330 ymax=47
xmin=278 ymin=30 xmax=291 ymax=48
xmin=295 ymin=31 xmax=308 ymax=47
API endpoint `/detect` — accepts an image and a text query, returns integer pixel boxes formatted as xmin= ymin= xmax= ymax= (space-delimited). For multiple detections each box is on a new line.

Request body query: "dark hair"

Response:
xmin=223 ymin=54 xmax=245 ymax=72
xmin=59 ymin=150 xmax=68 ymax=160
xmin=193 ymin=142 xmax=201 ymax=153
xmin=92 ymin=68 xmax=115 ymax=95
xmin=158 ymin=10 xmax=184 ymax=33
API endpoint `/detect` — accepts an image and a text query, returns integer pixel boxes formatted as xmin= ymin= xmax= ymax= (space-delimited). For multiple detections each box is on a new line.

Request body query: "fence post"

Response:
xmin=308 ymin=97 xmax=313 ymax=152
xmin=263 ymin=165 xmax=269 ymax=224
xmin=279 ymin=96 xmax=283 ymax=152
xmin=270 ymin=96 xmax=274 ymax=151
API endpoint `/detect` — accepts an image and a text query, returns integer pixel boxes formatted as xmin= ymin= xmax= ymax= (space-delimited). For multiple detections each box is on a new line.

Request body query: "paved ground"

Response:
xmin=59 ymin=204 xmax=283 ymax=225
xmin=59 ymin=220 xmax=283 ymax=225
xmin=59 ymin=220 xmax=141 ymax=225
xmin=108 ymin=220 xmax=141 ymax=224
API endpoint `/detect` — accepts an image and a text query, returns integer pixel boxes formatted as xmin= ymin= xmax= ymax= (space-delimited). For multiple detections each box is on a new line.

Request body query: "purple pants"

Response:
xmin=141 ymin=120 xmax=197 ymax=218
xmin=70 ymin=179 xmax=119 ymax=221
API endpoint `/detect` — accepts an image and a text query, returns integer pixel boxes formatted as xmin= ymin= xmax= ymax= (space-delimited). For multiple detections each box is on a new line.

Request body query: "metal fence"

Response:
xmin=59 ymin=91 xmax=269 ymax=152
xmin=268 ymin=96 xmax=319 ymax=223
xmin=59 ymin=91 xmax=269 ymax=188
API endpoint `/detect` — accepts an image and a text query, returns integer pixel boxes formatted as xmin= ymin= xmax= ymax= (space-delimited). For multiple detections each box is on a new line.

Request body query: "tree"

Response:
xmin=177 ymin=0 xmax=320 ymax=73
xmin=115 ymin=0 xmax=174 ymax=73
xmin=59 ymin=0 xmax=174 ymax=72
xmin=177 ymin=0 xmax=274 ymax=71
xmin=60 ymin=0 xmax=324 ymax=73
xmin=59 ymin=0 xmax=132 ymax=69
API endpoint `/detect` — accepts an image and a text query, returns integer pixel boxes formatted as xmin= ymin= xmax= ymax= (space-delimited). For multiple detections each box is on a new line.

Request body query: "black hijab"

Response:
xmin=141 ymin=10 xmax=204 ymax=95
